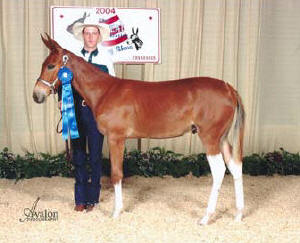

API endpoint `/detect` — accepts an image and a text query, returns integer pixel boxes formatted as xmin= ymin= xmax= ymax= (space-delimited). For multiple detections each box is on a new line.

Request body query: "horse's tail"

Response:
xmin=232 ymin=91 xmax=245 ymax=162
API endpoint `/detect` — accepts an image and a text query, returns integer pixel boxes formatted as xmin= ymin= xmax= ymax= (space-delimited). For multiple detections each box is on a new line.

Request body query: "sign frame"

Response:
xmin=50 ymin=6 xmax=161 ymax=64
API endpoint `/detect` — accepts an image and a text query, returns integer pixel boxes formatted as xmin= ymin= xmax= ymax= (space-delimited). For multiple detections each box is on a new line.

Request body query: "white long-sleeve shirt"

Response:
xmin=74 ymin=47 xmax=116 ymax=76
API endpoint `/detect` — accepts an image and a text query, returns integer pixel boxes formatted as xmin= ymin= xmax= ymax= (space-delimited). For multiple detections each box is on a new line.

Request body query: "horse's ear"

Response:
xmin=41 ymin=33 xmax=53 ymax=50
xmin=41 ymin=33 xmax=62 ymax=52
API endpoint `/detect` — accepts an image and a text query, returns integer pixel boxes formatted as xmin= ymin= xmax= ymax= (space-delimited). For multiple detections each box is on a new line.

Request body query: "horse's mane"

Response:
xmin=64 ymin=48 xmax=222 ymax=88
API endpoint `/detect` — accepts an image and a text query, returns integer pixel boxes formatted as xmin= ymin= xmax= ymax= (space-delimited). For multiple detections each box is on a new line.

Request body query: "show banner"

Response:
xmin=51 ymin=6 xmax=161 ymax=63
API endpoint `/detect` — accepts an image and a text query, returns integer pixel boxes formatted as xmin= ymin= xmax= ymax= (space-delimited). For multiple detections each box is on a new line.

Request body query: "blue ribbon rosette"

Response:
xmin=58 ymin=66 xmax=79 ymax=140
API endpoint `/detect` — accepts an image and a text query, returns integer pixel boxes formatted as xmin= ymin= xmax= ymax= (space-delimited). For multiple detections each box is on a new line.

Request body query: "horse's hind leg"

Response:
xmin=108 ymin=136 xmax=125 ymax=218
xmin=222 ymin=140 xmax=244 ymax=222
xmin=199 ymin=142 xmax=226 ymax=225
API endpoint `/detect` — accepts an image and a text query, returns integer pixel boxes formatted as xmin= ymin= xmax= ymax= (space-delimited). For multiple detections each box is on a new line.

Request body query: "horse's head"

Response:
xmin=33 ymin=34 xmax=65 ymax=103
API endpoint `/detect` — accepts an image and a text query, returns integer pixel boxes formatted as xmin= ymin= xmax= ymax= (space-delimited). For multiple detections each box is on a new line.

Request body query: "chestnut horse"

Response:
xmin=33 ymin=34 xmax=245 ymax=225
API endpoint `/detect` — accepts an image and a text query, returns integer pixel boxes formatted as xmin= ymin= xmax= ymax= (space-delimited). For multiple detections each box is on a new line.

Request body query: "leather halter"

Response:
xmin=37 ymin=55 xmax=69 ymax=94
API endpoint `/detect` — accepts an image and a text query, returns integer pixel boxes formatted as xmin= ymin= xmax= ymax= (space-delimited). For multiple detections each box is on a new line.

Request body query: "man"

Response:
xmin=58 ymin=17 xmax=115 ymax=212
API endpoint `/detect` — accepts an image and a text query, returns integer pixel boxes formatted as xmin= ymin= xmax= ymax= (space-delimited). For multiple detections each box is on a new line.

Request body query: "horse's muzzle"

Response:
xmin=33 ymin=90 xmax=45 ymax=104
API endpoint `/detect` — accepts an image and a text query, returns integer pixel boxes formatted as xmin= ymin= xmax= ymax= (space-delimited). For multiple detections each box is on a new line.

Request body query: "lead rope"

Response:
xmin=56 ymin=112 xmax=71 ymax=163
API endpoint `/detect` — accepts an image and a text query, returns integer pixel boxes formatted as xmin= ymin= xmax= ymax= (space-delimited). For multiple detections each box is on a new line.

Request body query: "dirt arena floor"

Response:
xmin=0 ymin=175 xmax=299 ymax=243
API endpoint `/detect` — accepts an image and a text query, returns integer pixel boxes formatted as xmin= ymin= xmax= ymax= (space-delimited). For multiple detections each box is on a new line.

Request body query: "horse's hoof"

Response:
xmin=198 ymin=214 xmax=211 ymax=225
xmin=112 ymin=212 xmax=119 ymax=218
xmin=234 ymin=212 xmax=243 ymax=222
xmin=112 ymin=208 xmax=122 ymax=218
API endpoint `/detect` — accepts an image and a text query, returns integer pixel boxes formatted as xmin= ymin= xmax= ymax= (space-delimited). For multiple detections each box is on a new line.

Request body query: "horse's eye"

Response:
xmin=47 ymin=64 xmax=55 ymax=70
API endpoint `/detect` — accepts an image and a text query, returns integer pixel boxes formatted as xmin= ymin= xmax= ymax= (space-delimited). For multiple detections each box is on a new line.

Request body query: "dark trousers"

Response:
xmin=71 ymin=102 xmax=104 ymax=206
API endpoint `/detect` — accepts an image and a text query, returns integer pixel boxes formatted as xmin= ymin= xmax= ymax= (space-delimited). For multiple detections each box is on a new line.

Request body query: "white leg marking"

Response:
xmin=200 ymin=153 xmax=226 ymax=225
xmin=227 ymin=159 xmax=244 ymax=222
xmin=112 ymin=180 xmax=123 ymax=218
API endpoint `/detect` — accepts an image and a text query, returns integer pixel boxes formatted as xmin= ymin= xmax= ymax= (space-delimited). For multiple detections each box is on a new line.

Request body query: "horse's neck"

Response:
xmin=68 ymin=53 xmax=115 ymax=109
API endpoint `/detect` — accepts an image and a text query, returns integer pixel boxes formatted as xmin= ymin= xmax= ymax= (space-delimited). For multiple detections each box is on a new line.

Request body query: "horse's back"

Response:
xmin=106 ymin=76 xmax=236 ymax=117
xmin=113 ymin=76 xmax=231 ymax=95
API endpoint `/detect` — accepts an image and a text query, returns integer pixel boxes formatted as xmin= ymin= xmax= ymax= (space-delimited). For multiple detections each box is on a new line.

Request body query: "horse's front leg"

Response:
xmin=108 ymin=136 xmax=125 ymax=218
xmin=113 ymin=180 xmax=123 ymax=218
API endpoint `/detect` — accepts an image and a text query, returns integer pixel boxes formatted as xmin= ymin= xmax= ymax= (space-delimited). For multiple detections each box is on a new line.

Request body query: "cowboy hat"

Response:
xmin=72 ymin=15 xmax=110 ymax=43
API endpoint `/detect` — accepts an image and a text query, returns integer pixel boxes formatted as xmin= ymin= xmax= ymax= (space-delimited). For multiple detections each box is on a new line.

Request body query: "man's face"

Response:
xmin=82 ymin=26 xmax=101 ymax=50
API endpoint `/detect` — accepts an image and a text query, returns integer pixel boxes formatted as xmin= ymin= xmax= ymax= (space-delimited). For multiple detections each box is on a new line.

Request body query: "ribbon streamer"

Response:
xmin=58 ymin=66 xmax=79 ymax=140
